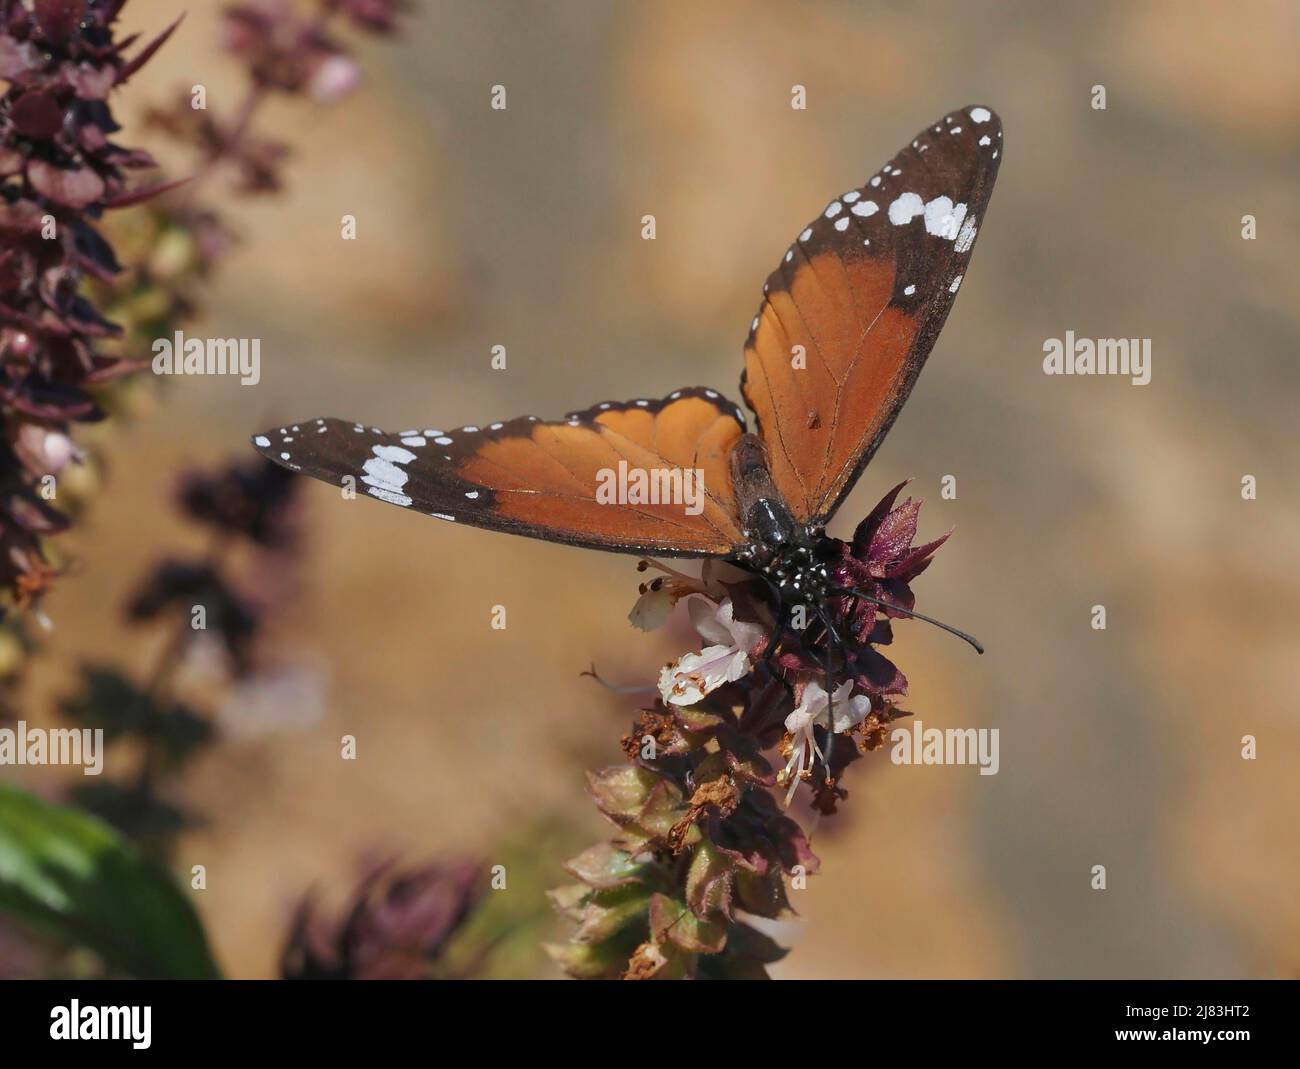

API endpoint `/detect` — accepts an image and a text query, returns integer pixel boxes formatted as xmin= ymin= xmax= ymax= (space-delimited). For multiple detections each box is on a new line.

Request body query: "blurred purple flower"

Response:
xmin=176 ymin=456 xmax=299 ymax=550
xmin=221 ymin=0 xmax=381 ymax=101
xmin=281 ymin=859 xmax=485 ymax=980
xmin=325 ymin=0 xmax=407 ymax=34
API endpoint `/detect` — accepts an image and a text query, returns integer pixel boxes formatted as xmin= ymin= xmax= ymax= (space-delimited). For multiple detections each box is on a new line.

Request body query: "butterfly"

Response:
xmin=253 ymin=105 xmax=1001 ymax=663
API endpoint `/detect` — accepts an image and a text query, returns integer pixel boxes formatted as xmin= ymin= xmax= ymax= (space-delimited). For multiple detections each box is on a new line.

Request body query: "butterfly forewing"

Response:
xmin=742 ymin=104 xmax=1002 ymax=526
xmin=253 ymin=105 xmax=1001 ymax=560
xmin=250 ymin=387 xmax=749 ymax=557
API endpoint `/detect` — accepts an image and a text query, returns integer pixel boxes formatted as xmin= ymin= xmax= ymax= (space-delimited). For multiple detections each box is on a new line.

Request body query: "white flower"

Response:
xmin=309 ymin=55 xmax=362 ymax=103
xmin=628 ymin=559 xmax=749 ymax=631
xmin=14 ymin=423 xmax=79 ymax=475
xmin=628 ymin=578 xmax=683 ymax=631
xmin=657 ymin=597 xmax=766 ymax=706
xmin=779 ymin=680 xmax=872 ymax=804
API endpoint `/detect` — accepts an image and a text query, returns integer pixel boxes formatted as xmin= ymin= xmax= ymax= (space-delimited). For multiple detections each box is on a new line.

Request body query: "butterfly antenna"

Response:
xmin=813 ymin=602 xmax=839 ymax=784
xmin=831 ymin=586 xmax=984 ymax=656
xmin=762 ymin=601 xmax=789 ymax=667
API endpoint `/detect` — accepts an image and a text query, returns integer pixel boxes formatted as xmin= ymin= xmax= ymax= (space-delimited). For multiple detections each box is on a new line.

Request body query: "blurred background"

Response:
xmin=9 ymin=0 xmax=1299 ymax=978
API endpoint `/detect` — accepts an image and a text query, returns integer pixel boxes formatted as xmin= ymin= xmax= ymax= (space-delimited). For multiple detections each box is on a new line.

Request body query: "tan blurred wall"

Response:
xmin=18 ymin=0 xmax=1300 ymax=977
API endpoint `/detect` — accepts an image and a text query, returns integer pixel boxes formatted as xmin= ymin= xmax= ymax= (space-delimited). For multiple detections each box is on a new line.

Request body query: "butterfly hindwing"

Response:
xmin=742 ymin=104 xmax=1002 ymax=526
xmin=250 ymin=387 xmax=749 ymax=557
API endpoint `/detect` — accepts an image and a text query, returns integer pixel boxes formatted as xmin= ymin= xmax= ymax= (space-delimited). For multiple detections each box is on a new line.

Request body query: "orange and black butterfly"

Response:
xmin=253 ymin=105 xmax=1001 ymax=651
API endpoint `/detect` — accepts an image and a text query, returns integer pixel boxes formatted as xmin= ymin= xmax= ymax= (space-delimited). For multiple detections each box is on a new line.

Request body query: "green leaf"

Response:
xmin=547 ymin=883 xmax=591 ymax=922
xmin=586 ymin=765 xmax=660 ymax=821
xmin=545 ymin=938 xmax=630 ymax=980
xmin=587 ymin=766 xmax=688 ymax=846
xmin=648 ymin=893 xmax=727 ymax=954
xmin=572 ymin=884 xmax=651 ymax=944
xmin=686 ymin=838 xmax=734 ymax=920
xmin=0 ymin=786 xmax=221 ymax=979
xmin=563 ymin=843 xmax=646 ymax=889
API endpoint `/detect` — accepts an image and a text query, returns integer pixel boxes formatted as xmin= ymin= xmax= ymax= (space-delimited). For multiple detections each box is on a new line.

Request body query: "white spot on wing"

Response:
xmin=374 ymin=445 xmax=417 ymax=464
xmin=888 ymin=192 xmax=925 ymax=225
xmin=362 ymin=457 xmax=408 ymax=492
xmin=970 ymin=107 xmax=992 ymax=123
xmin=368 ymin=487 xmax=412 ymax=507
xmin=850 ymin=200 xmax=878 ymax=217
xmin=923 ymin=196 xmax=968 ymax=240
xmin=254 ymin=436 xmax=270 ymax=447
xmin=955 ymin=215 xmax=978 ymax=253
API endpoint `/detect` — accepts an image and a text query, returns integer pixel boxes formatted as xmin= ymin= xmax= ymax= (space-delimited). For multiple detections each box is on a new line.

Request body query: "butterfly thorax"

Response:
xmin=734 ymin=536 xmax=836 ymax=607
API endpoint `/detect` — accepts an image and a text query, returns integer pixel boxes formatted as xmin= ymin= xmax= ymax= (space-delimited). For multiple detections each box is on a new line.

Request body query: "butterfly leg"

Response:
xmin=818 ymin=609 xmax=874 ymax=687
xmin=762 ymin=602 xmax=788 ymax=666
xmin=751 ymin=574 xmax=789 ymax=667
xmin=813 ymin=602 xmax=840 ymax=783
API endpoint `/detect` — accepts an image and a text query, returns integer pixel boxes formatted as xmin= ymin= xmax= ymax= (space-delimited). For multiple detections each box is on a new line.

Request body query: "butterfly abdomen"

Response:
xmin=729 ymin=434 xmax=798 ymax=550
